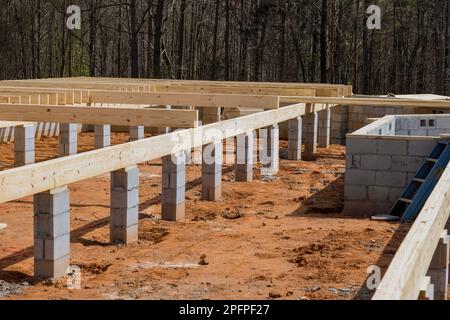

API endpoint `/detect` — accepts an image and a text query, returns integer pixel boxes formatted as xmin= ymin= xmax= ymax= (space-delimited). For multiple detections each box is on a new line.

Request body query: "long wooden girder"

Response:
xmin=0 ymin=104 xmax=198 ymax=128
xmin=280 ymin=96 xmax=450 ymax=108
xmin=0 ymin=103 xmax=330 ymax=204
xmin=90 ymin=91 xmax=280 ymax=109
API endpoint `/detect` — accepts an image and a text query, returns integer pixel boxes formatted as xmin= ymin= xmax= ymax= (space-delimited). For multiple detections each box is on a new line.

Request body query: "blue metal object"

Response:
xmin=379 ymin=141 xmax=450 ymax=223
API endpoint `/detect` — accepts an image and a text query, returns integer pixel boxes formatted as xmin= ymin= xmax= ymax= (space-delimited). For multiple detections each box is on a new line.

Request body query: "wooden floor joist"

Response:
xmin=280 ymin=96 xmax=450 ymax=108
xmin=0 ymin=104 xmax=198 ymax=128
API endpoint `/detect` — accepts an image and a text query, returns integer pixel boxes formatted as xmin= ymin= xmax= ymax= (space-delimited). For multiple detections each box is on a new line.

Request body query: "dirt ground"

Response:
xmin=0 ymin=133 xmax=407 ymax=300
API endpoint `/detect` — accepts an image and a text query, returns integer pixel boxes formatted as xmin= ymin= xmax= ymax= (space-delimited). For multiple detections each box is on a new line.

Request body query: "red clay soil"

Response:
xmin=0 ymin=133 xmax=406 ymax=300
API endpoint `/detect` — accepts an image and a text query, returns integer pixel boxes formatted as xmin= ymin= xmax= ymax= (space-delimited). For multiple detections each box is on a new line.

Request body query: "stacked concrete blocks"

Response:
xmin=94 ymin=125 xmax=111 ymax=149
xmin=303 ymin=112 xmax=318 ymax=160
xmin=318 ymin=106 xmax=331 ymax=148
xmin=14 ymin=123 xmax=35 ymax=166
xmin=260 ymin=124 xmax=280 ymax=176
xmin=162 ymin=153 xmax=186 ymax=221
xmin=202 ymin=141 xmax=223 ymax=201
xmin=288 ymin=117 xmax=302 ymax=160
xmin=59 ymin=123 xmax=78 ymax=156
xmin=34 ymin=186 xmax=71 ymax=279
xmin=236 ymin=131 xmax=254 ymax=182
xmin=129 ymin=126 xmax=145 ymax=141
xmin=110 ymin=166 xmax=139 ymax=245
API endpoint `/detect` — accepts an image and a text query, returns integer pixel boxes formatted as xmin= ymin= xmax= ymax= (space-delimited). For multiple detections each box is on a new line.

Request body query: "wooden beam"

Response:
xmin=0 ymin=103 xmax=319 ymax=204
xmin=154 ymin=86 xmax=316 ymax=97
xmin=90 ymin=91 xmax=280 ymax=109
xmin=373 ymin=162 xmax=450 ymax=300
xmin=0 ymin=104 xmax=198 ymax=128
xmin=280 ymin=96 xmax=450 ymax=108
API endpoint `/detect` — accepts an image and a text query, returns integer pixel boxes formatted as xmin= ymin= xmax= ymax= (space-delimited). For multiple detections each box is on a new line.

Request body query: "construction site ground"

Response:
xmin=0 ymin=133 xmax=407 ymax=300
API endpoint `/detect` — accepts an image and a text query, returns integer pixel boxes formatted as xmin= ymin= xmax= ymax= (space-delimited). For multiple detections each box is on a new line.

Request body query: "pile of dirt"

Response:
xmin=139 ymin=227 xmax=170 ymax=244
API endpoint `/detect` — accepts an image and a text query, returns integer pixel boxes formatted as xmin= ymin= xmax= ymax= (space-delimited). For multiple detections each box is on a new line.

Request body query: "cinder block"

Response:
xmin=346 ymin=138 xmax=377 ymax=154
xmin=111 ymin=188 xmax=139 ymax=209
xmin=377 ymin=139 xmax=408 ymax=155
xmin=345 ymin=169 xmax=376 ymax=186
xmin=236 ymin=132 xmax=254 ymax=182
xmin=318 ymin=108 xmax=331 ymax=148
xmin=130 ymin=126 xmax=145 ymax=141
xmin=161 ymin=154 xmax=186 ymax=221
xmin=33 ymin=187 xmax=71 ymax=279
xmin=94 ymin=125 xmax=111 ymax=149
xmin=361 ymin=155 xmax=392 ymax=170
xmin=408 ymin=140 xmax=437 ymax=156
xmin=259 ymin=125 xmax=280 ymax=172
xmin=368 ymin=186 xmax=390 ymax=202
xmin=110 ymin=166 xmax=140 ymax=244
xmin=376 ymin=171 xmax=407 ymax=187
xmin=389 ymin=188 xmax=404 ymax=202
xmin=391 ymin=156 xmax=424 ymax=173
xmin=161 ymin=202 xmax=186 ymax=221
xmin=34 ymin=255 xmax=70 ymax=279
xmin=110 ymin=206 xmax=139 ymax=227
xmin=436 ymin=118 xmax=450 ymax=129
xmin=344 ymin=185 xmax=367 ymax=201
xmin=288 ymin=118 xmax=302 ymax=160
xmin=110 ymin=225 xmax=138 ymax=246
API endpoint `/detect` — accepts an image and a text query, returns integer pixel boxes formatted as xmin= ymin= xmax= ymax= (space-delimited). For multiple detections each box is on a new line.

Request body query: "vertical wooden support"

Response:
xmin=200 ymin=107 xmax=221 ymax=125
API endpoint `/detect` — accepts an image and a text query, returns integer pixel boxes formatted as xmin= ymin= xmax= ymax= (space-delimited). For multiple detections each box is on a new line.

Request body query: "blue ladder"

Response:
xmin=372 ymin=140 xmax=450 ymax=223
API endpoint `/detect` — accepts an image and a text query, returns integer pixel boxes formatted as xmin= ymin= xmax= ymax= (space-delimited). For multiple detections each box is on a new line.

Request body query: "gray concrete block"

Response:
xmin=236 ymin=132 xmax=254 ymax=182
xmin=361 ymin=155 xmax=392 ymax=170
xmin=391 ymin=156 xmax=424 ymax=173
xmin=345 ymin=169 xmax=376 ymax=186
xmin=111 ymin=187 xmax=139 ymax=208
xmin=110 ymin=224 xmax=138 ymax=245
xmin=375 ymin=171 xmax=407 ymax=187
xmin=344 ymin=185 xmax=367 ymax=201
xmin=129 ymin=126 xmax=145 ymax=141
xmin=161 ymin=202 xmax=186 ymax=221
xmin=288 ymin=118 xmax=302 ymax=160
xmin=110 ymin=167 xmax=140 ymax=244
xmin=94 ymin=125 xmax=111 ymax=149
xmin=377 ymin=139 xmax=408 ymax=155
xmin=110 ymin=206 xmax=139 ymax=227
xmin=346 ymin=138 xmax=377 ymax=154
xmin=408 ymin=140 xmax=437 ymax=156
xmin=368 ymin=186 xmax=390 ymax=202
xmin=34 ymin=255 xmax=70 ymax=279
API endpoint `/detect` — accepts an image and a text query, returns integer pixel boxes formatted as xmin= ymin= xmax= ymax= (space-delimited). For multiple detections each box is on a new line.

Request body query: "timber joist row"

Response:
xmin=0 ymin=78 xmax=449 ymax=300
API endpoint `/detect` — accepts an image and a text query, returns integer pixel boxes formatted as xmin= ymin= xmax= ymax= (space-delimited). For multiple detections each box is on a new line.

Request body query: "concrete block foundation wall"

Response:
xmin=343 ymin=115 xmax=447 ymax=217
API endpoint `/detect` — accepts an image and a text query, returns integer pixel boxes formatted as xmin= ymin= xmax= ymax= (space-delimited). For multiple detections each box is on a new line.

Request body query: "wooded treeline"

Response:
xmin=0 ymin=0 xmax=448 ymax=95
